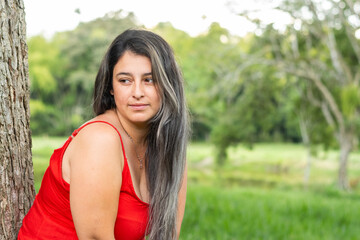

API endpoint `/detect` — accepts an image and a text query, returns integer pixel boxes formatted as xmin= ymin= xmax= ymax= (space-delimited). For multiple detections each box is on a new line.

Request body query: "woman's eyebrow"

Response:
xmin=115 ymin=72 xmax=152 ymax=77
xmin=116 ymin=72 xmax=132 ymax=77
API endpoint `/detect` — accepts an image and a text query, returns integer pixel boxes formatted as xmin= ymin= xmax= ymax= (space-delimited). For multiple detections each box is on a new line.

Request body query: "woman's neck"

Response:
xmin=113 ymin=109 xmax=148 ymax=145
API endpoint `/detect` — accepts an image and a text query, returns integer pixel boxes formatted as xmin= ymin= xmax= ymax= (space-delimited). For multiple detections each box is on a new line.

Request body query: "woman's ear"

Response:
xmin=110 ymin=89 xmax=114 ymax=95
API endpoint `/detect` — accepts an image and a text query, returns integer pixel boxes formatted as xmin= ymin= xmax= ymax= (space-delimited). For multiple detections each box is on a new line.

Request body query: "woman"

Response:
xmin=18 ymin=29 xmax=189 ymax=240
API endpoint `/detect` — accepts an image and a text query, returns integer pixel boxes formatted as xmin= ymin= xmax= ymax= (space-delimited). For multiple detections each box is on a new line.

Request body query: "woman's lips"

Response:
xmin=129 ymin=104 xmax=148 ymax=110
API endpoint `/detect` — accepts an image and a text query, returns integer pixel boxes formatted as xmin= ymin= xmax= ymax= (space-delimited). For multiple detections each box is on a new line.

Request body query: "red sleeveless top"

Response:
xmin=18 ymin=121 xmax=149 ymax=240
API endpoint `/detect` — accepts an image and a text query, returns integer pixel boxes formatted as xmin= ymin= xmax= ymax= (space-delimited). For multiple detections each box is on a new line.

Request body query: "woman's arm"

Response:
xmin=69 ymin=124 xmax=123 ymax=240
xmin=176 ymin=163 xmax=188 ymax=239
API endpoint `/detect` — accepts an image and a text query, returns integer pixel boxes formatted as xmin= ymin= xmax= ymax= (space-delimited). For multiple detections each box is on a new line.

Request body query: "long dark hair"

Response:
xmin=93 ymin=29 xmax=189 ymax=239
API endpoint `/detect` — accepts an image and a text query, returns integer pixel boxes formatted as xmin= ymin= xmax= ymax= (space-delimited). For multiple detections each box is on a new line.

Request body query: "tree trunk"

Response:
xmin=303 ymin=148 xmax=312 ymax=189
xmin=337 ymin=133 xmax=352 ymax=190
xmin=298 ymin=112 xmax=312 ymax=188
xmin=0 ymin=0 xmax=35 ymax=239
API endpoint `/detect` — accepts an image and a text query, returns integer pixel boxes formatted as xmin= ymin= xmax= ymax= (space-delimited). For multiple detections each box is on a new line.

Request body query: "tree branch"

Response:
xmin=327 ymin=29 xmax=346 ymax=79
xmin=343 ymin=0 xmax=359 ymax=17
xmin=235 ymin=52 xmax=346 ymax=134
xmin=278 ymin=61 xmax=345 ymax=133
xmin=298 ymin=110 xmax=310 ymax=145
xmin=321 ymin=101 xmax=337 ymax=129
xmin=291 ymin=31 xmax=300 ymax=59
xmin=338 ymin=3 xmax=360 ymax=64
xmin=306 ymin=0 xmax=326 ymax=38
xmin=355 ymin=69 xmax=360 ymax=86
xmin=306 ymin=83 xmax=322 ymax=107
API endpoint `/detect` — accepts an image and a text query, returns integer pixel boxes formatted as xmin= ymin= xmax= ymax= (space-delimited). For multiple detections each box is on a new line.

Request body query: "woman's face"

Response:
xmin=112 ymin=51 xmax=161 ymax=126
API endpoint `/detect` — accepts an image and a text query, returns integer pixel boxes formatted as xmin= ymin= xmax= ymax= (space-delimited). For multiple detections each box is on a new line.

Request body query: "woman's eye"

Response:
xmin=145 ymin=78 xmax=154 ymax=83
xmin=119 ymin=79 xmax=130 ymax=84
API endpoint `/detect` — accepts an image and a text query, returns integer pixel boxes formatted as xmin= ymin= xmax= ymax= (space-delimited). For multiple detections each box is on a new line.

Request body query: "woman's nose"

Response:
xmin=132 ymin=81 xmax=144 ymax=99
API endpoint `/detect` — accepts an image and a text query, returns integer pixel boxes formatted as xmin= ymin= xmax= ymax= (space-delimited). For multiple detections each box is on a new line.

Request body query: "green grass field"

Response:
xmin=31 ymin=137 xmax=360 ymax=239
xmin=183 ymin=185 xmax=360 ymax=240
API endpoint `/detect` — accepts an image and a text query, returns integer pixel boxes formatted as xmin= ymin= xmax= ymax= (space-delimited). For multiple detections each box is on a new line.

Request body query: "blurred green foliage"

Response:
xmin=28 ymin=4 xmax=359 ymax=167
xmin=28 ymin=10 xmax=139 ymax=135
xmin=28 ymin=11 xmax=302 ymax=141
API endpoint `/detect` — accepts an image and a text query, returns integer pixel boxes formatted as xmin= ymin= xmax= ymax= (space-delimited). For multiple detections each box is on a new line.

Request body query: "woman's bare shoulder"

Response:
xmin=78 ymin=121 xmax=120 ymax=144
xmin=77 ymin=111 xmax=120 ymax=142
xmin=69 ymin=120 xmax=124 ymax=168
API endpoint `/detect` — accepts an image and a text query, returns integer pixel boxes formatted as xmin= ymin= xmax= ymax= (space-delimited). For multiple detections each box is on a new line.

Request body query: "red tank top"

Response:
xmin=18 ymin=121 xmax=149 ymax=240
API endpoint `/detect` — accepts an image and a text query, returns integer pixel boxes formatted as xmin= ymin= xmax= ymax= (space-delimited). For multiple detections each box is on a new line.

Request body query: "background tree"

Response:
xmin=27 ymin=35 xmax=65 ymax=135
xmin=209 ymin=28 xmax=301 ymax=166
xmin=286 ymin=79 xmax=335 ymax=187
xmin=238 ymin=0 xmax=360 ymax=189
xmin=27 ymin=10 xmax=139 ymax=135
xmin=155 ymin=22 xmax=239 ymax=140
xmin=0 ymin=0 xmax=35 ymax=239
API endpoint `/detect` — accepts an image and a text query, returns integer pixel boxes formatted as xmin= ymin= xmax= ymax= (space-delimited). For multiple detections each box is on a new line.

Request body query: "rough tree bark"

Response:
xmin=0 ymin=0 xmax=35 ymax=239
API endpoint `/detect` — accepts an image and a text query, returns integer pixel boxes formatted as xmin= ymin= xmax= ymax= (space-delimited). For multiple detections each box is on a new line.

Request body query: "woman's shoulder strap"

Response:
xmin=72 ymin=120 xmax=126 ymax=155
